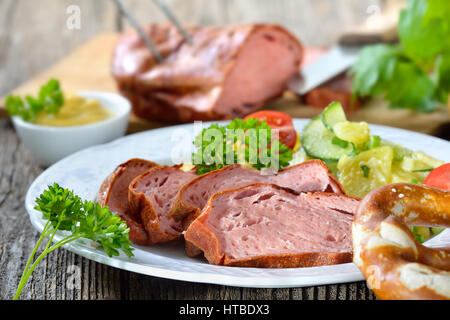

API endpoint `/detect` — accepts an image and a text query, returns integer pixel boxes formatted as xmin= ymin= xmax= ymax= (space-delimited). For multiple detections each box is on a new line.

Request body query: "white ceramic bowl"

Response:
xmin=12 ymin=91 xmax=131 ymax=167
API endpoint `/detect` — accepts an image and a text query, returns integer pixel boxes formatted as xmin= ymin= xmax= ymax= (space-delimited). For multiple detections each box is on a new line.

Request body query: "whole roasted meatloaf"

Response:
xmin=112 ymin=24 xmax=303 ymax=122
xmin=185 ymin=184 xmax=360 ymax=268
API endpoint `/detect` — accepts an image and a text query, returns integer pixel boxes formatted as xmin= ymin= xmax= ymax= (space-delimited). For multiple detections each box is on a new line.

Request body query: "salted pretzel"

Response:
xmin=352 ymin=183 xmax=450 ymax=300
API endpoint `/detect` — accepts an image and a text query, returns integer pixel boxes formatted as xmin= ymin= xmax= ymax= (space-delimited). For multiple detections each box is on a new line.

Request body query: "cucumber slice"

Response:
xmin=301 ymin=116 xmax=353 ymax=161
xmin=320 ymin=102 xmax=347 ymax=131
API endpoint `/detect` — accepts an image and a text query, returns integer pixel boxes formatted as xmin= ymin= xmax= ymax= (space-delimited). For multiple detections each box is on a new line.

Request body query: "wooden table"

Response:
xmin=0 ymin=0 xmax=400 ymax=300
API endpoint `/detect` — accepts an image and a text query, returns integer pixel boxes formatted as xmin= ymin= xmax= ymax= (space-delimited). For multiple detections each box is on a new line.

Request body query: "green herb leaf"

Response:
xmin=392 ymin=145 xmax=407 ymax=162
xmin=14 ymin=183 xmax=133 ymax=300
xmin=78 ymin=201 xmax=133 ymax=257
xmin=331 ymin=136 xmax=349 ymax=149
xmin=360 ymin=164 xmax=370 ymax=178
xmin=431 ymin=227 xmax=445 ymax=236
xmin=415 ymin=233 xmax=425 ymax=243
xmin=368 ymin=135 xmax=381 ymax=149
xmin=39 ymin=78 xmax=64 ymax=114
xmin=411 ymin=168 xmax=434 ymax=173
xmin=192 ymin=118 xmax=293 ymax=174
xmin=5 ymin=78 xmax=64 ymax=121
xmin=348 ymin=142 xmax=369 ymax=157
xmin=34 ymin=184 xmax=84 ymax=232
xmin=35 ymin=183 xmax=134 ymax=256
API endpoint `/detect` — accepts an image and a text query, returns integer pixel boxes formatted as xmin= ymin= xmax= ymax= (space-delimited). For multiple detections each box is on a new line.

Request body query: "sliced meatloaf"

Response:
xmin=184 ymin=184 xmax=359 ymax=268
xmin=112 ymin=23 xmax=303 ymax=122
xmin=97 ymin=158 xmax=159 ymax=245
xmin=170 ymin=160 xmax=344 ymax=224
xmin=128 ymin=166 xmax=196 ymax=245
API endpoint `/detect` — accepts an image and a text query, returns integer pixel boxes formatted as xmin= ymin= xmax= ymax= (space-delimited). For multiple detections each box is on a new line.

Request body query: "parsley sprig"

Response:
xmin=192 ymin=118 xmax=293 ymax=175
xmin=5 ymin=78 xmax=64 ymax=121
xmin=350 ymin=0 xmax=450 ymax=112
xmin=14 ymin=183 xmax=133 ymax=300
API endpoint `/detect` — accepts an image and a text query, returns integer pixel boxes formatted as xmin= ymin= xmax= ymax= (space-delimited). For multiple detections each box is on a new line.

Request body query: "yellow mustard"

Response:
xmin=33 ymin=93 xmax=113 ymax=127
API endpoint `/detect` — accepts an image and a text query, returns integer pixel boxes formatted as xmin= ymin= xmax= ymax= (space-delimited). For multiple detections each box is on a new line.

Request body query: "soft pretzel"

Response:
xmin=352 ymin=183 xmax=450 ymax=300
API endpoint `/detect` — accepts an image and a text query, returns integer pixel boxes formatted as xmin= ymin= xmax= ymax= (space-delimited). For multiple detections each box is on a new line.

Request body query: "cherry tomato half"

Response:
xmin=244 ymin=111 xmax=297 ymax=149
xmin=424 ymin=163 xmax=450 ymax=191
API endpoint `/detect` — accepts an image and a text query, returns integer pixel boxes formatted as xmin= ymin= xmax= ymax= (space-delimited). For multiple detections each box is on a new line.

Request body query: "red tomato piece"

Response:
xmin=424 ymin=163 xmax=450 ymax=191
xmin=244 ymin=111 xmax=297 ymax=149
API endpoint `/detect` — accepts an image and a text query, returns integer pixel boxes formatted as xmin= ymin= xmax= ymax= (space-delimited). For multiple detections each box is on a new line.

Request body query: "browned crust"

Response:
xmin=354 ymin=183 xmax=450 ymax=300
xmin=97 ymin=158 xmax=158 ymax=207
xmin=128 ymin=166 xmax=184 ymax=245
xmin=224 ymin=252 xmax=352 ymax=268
xmin=97 ymin=170 xmax=115 ymax=207
xmin=96 ymin=158 xmax=159 ymax=246
xmin=185 ymin=240 xmax=204 ymax=258
xmin=185 ymin=183 xmax=356 ymax=268
xmin=117 ymin=213 xmax=152 ymax=246
xmin=170 ymin=159 xmax=346 ymax=227
xmin=184 ymin=211 xmax=224 ymax=265
xmin=113 ymin=23 xmax=304 ymax=122
xmin=327 ymin=174 xmax=346 ymax=194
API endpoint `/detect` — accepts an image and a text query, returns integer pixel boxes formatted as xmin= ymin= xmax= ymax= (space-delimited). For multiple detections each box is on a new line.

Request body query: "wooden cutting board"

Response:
xmin=1 ymin=32 xmax=448 ymax=134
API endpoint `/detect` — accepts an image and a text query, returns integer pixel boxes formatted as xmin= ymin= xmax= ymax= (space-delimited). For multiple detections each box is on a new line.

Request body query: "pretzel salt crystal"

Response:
xmin=352 ymin=183 xmax=450 ymax=300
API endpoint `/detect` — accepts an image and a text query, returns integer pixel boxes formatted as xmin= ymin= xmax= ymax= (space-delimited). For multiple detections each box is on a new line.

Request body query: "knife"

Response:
xmin=113 ymin=0 xmax=194 ymax=63
xmin=288 ymin=0 xmax=405 ymax=95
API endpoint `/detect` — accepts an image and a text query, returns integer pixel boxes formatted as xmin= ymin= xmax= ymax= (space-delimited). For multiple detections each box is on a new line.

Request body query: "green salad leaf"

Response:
xmin=5 ymin=78 xmax=64 ymax=121
xmin=14 ymin=183 xmax=133 ymax=300
xmin=350 ymin=0 xmax=450 ymax=112
xmin=192 ymin=118 xmax=293 ymax=175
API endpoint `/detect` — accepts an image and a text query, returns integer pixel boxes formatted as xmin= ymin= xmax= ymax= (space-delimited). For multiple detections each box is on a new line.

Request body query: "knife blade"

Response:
xmin=287 ymin=44 xmax=362 ymax=95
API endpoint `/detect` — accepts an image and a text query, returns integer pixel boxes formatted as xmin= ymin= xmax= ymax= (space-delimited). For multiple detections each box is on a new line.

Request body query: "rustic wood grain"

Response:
xmin=0 ymin=0 xmax=382 ymax=300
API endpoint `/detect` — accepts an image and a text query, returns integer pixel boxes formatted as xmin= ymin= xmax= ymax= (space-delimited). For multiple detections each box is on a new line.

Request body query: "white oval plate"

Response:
xmin=25 ymin=119 xmax=450 ymax=288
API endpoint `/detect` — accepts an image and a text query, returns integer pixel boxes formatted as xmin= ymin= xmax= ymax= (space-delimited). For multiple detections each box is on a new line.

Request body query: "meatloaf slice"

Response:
xmin=112 ymin=24 xmax=303 ymax=122
xmin=128 ymin=166 xmax=196 ymax=245
xmin=96 ymin=158 xmax=159 ymax=245
xmin=184 ymin=184 xmax=359 ymax=268
xmin=170 ymin=160 xmax=344 ymax=224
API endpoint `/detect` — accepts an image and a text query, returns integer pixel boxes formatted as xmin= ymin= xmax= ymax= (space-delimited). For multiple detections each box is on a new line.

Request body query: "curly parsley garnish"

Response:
xmin=14 ymin=183 xmax=133 ymax=300
xmin=5 ymin=78 xmax=64 ymax=121
xmin=192 ymin=118 xmax=293 ymax=175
